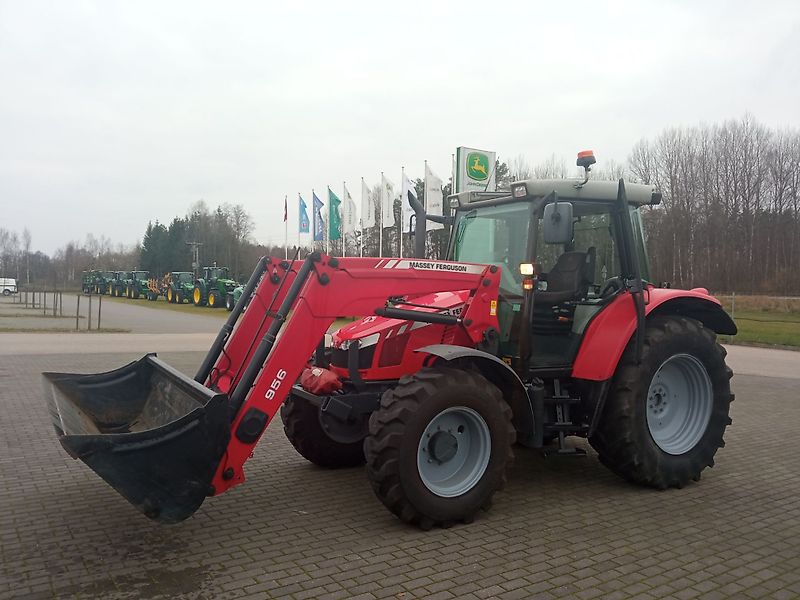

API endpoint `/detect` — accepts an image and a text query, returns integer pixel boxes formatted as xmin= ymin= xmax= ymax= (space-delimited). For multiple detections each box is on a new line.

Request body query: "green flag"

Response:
xmin=328 ymin=188 xmax=342 ymax=241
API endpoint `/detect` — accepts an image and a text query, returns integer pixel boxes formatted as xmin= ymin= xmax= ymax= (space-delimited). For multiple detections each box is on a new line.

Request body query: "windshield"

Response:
xmin=134 ymin=271 xmax=147 ymax=278
xmin=451 ymin=202 xmax=531 ymax=295
xmin=177 ymin=272 xmax=193 ymax=283
xmin=210 ymin=268 xmax=229 ymax=279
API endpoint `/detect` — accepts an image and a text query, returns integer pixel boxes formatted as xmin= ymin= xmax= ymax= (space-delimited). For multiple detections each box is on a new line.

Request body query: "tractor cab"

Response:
xmin=205 ymin=266 xmax=229 ymax=280
xmin=447 ymin=165 xmax=660 ymax=374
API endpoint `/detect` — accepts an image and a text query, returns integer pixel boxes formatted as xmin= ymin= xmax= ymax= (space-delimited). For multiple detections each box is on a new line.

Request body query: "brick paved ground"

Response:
xmin=1 ymin=351 xmax=799 ymax=600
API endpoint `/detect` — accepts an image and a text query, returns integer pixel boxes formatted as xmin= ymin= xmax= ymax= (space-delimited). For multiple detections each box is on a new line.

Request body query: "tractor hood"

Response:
xmin=332 ymin=290 xmax=469 ymax=349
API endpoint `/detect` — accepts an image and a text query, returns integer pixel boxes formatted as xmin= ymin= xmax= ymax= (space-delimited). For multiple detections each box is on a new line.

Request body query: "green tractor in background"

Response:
xmin=81 ymin=271 xmax=96 ymax=294
xmin=125 ymin=271 xmax=150 ymax=299
xmin=225 ymin=284 xmax=244 ymax=311
xmin=96 ymin=271 xmax=116 ymax=295
xmin=165 ymin=272 xmax=195 ymax=304
xmin=110 ymin=272 xmax=131 ymax=297
xmin=193 ymin=266 xmax=237 ymax=308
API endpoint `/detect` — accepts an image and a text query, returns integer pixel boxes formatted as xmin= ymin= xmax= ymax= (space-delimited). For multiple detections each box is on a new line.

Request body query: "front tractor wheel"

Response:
xmin=193 ymin=286 xmax=205 ymax=307
xmin=207 ymin=290 xmax=219 ymax=308
xmin=365 ymin=367 xmax=515 ymax=529
xmin=167 ymin=288 xmax=174 ymax=303
xmin=225 ymin=293 xmax=235 ymax=311
xmin=280 ymin=395 xmax=366 ymax=468
xmin=590 ymin=316 xmax=733 ymax=489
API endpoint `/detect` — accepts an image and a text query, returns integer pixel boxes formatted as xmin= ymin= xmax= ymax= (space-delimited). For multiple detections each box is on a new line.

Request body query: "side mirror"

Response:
xmin=543 ymin=201 xmax=574 ymax=244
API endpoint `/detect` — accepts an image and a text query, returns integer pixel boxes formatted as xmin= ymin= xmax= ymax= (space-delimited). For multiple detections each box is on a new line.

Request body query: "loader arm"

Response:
xmin=44 ymin=252 xmax=501 ymax=522
xmin=211 ymin=253 xmax=502 ymax=494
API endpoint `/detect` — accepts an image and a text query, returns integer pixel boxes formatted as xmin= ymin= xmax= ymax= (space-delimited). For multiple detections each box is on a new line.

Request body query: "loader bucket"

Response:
xmin=43 ymin=354 xmax=230 ymax=523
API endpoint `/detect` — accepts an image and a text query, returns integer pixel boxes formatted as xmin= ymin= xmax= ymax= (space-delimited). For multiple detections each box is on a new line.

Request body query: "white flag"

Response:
xmin=401 ymin=171 xmax=417 ymax=234
xmin=381 ymin=173 xmax=395 ymax=228
xmin=361 ymin=178 xmax=375 ymax=228
xmin=424 ymin=163 xmax=444 ymax=231
xmin=343 ymin=183 xmax=358 ymax=235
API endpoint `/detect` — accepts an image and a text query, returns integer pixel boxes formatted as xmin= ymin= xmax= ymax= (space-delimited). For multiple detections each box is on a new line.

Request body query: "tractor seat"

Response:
xmin=534 ymin=248 xmax=596 ymax=305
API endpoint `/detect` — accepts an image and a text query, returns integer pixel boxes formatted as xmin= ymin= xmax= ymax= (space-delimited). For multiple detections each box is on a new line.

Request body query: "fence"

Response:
xmin=12 ymin=289 xmax=64 ymax=316
xmin=75 ymin=294 xmax=103 ymax=331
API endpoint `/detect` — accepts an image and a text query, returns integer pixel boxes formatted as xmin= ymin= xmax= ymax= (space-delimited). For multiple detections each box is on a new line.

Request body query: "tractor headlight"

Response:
xmin=519 ymin=263 xmax=535 ymax=276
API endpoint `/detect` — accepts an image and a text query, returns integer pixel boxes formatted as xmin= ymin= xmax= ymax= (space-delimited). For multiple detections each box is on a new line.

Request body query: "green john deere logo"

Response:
xmin=466 ymin=152 xmax=489 ymax=181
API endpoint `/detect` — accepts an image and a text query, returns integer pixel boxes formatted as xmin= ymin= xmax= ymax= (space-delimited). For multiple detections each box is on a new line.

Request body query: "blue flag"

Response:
xmin=298 ymin=195 xmax=310 ymax=234
xmin=313 ymin=192 xmax=325 ymax=241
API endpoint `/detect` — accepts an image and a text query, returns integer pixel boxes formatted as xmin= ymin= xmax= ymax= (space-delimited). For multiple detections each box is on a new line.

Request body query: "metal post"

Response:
xmin=731 ymin=292 xmax=736 ymax=322
xmin=76 ymin=295 xmax=80 ymax=330
xmin=53 ymin=291 xmax=57 ymax=316
xmin=42 ymin=291 xmax=46 ymax=315
xmin=59 ymin=292 xmax=63 ymax=316
xmin=88 ymin=295 xmax=92 ymax=330
xmin=98 ymin=294 xmax=102 ymax=330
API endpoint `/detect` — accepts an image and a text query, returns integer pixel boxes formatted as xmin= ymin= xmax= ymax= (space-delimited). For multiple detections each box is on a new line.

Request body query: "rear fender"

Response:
xmin=571 ymin=289 xmax=737 ymax=382
xmin=415 ymin=344 xmax=534 ymax=442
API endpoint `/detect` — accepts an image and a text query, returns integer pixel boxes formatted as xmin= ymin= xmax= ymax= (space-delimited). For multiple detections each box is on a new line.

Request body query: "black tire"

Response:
xmin=589 ymin=316 xmax=733 ymax=489
xmin=280 ymin=395 xmax=366 ymax=468
xmin=193 ymin=285 xmax=206 ymax=306
xmin=208 ymin=290 xmax=219 ymax=308
xmin=364 ymin=367 xmax=515 ymax=529
xmin=176 ymin=291 xmax=183 ymax=304
xmin=133 ymin=288 xmax=140 ymax=299
xmin=225 ymin=293 xmax=235 ymax=311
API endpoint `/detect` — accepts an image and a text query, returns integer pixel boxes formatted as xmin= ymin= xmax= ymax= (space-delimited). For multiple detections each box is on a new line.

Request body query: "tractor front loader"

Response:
xmin=44 ymin=158 xmax=737 ymax=528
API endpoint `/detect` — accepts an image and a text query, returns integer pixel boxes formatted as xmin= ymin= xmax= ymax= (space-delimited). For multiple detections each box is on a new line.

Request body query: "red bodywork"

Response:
xmin=206 ymin=255 xmax=729 ymax=498
xmin=330 ymin=290 xmax=472 ymax=381
xmin=571 ymin=286 xmax=726 ymax=381
xmin=205 ymin=256 xmax=501 ymax=495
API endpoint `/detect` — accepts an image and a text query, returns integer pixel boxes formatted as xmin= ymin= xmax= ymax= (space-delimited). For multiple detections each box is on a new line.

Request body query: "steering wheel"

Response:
xmin=599 ymin=277 xmax=625 ymax=299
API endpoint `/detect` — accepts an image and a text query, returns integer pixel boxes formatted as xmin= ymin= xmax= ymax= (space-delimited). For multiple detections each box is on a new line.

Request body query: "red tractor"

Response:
xmin=44 ymin=154 xmax=735 ymax=528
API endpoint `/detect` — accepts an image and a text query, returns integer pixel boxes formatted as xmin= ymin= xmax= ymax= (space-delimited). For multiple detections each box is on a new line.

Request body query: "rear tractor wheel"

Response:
xmin=280 ymin=395 xmax=366 ymax=468
xmin=133 ymin=288 xmax=140 ymax=299
xmin=365 ymin=367 xmax=514 ymax=529
xmin=589 ymin=316 xmax=733 ymax=489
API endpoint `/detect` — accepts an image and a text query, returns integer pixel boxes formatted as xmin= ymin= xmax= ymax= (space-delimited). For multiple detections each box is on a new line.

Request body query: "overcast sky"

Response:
xmin=1 ymin=1 xmax=799 ymax=255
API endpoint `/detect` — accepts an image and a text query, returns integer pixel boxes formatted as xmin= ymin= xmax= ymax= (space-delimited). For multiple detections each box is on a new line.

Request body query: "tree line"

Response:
xmin=3 ymin=114 xmax=798 ymax=293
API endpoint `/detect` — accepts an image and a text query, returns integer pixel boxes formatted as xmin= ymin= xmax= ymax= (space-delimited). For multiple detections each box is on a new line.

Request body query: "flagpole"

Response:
xmin=379 ymin=171 xmax=384 ymax=258
xmin=284 ymin=195 xmax=288 ymax=259
xmin=424 ymin=160 xmax=428 ymax=259
xmin=323 ymin=187 xmax=327 ymax=255
xmin=399 ymin=167 xmax=404 ymax=259
xmin=360 ymin=177 xmax=365 ymax=258
xmin=342 ymin=181 xmax=347 ymax=258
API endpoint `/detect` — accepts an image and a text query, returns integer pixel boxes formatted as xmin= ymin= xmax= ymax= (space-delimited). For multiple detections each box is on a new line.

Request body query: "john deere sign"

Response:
xmin=455 ymin=146 xmax=497 ymax=193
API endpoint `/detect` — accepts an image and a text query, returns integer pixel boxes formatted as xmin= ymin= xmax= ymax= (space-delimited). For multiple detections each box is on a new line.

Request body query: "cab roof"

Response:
xmin=450 ymin=178 xmax=661 ymax=207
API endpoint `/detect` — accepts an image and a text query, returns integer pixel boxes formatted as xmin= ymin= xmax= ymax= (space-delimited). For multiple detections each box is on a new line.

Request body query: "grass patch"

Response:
xmin=720 ymin=310 xmax=800 ymax=348
xmin=104 ymin=295 xmax=228 ymax=318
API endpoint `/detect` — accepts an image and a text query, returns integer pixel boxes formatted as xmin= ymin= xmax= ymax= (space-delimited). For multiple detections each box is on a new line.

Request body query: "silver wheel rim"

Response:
xmin=417 ymin=406 xmax=491 ymax=497
xmin=647 ymin=354 xmax=713 ymax=455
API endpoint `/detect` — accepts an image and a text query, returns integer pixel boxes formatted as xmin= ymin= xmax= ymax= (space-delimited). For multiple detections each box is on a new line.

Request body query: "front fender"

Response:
xmin=415 ymin=344 xmax=534 ymax=442
xmin=571 ymin=289 xmax=736 ymax=382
